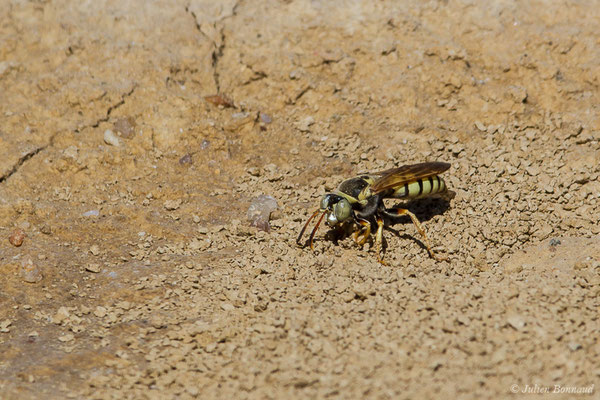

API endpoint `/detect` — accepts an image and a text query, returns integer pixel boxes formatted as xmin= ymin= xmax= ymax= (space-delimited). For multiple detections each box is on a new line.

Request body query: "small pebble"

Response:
xmin=205 ymin=94 xmax=234 ymax=108
xmin=567 ymin=342 xmax=582 ymax=351
xmin=549 ymin=238 xmax=561 ymax=247
xmin=149 ymin=315 xmax=166 ymax=329
xmin=164 ymin=199 xmax=182 ymax=210
xmin=474 ymin=121 xmax=487 ymax=132
xmin=0 ymin=319 xmax=11 ymax=333
xmin=179 ymin=154 xmax=192 ymax=165
xmin=39 ymin=224 xmax=52 ymax=235
xmin=232 ymin=112 xmax=249 ymax=119
xmin=260 ymin=112 xmax=272 ymax=124
xmin=86 ymin=263 xmax=101 ymax=273
xmin=90 ymin=245 xmax=100 ymax=256
xmin=205 ymin=343 xmax=217 ymax=353
xmin=247 ymin=167 xmax=260 ymax=177
xmin=63 ymin=145 xmax=79 ymax=159
xmin=113 ymin=117 xmax=136 ymax=139
xmin=58 ymin=333 xmax=75 ymax=342
xmin=247 ymin=195 xmax=278 ymax=232
xmin=52 ymin=307 xmax=70 ymax=324
xmin=9 ymin=228 xmax=25 ymax=247
xmin=297 ymin=116 xmax=315 ymax=132
xmin=94 ymin=306 xmax=107 ymax=318
xmin=82 ymin=210 xmax=100 ymax=217
xmin=506 ymin=314 xmax=525 ymax=330
xmin=103 ymin=129 xmax=120 ymax=147
xmin=20 ymin=258 xmax=43 ymax=283
xmin=508 ymin=85 xmax=528 ymax=103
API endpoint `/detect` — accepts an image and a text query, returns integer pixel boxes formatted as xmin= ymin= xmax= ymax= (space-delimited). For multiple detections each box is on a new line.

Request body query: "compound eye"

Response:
xmin=320 ymin=195 xmax=330 ymax=210
xmin=334 ymin=199 xmax=351 ymax=222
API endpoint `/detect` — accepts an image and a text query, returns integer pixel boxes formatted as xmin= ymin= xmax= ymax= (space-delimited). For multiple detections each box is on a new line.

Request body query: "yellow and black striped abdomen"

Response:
xmin=391 ymin=175 xmax=446 ymax=199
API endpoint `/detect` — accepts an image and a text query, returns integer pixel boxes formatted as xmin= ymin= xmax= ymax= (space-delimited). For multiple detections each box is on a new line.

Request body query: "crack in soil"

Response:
xmin=211 ymin=28 xmax=226 ymax=93
xmin=91 ymin=85 xmax=136 ymax=129
xmin=0 ymin=85 xmax=138 ymax=183
xmin=0 ymin=127 xmax=63 ymax=184
xmin=241 ymin=61 xmax=268 ymax=85
xmin=0 ymin=144 xmax=48 ymax=183
xmin=287 ymin=84 xmax=313 ymax=105
xmin=185 ymin=2 xmax=240 ymax=93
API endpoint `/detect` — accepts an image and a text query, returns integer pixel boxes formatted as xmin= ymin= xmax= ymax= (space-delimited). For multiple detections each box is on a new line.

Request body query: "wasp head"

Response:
xmin=320 ymin=193 xmax=352 ymax=226
xmin=297 ymin=193 xmax=354 ymax=249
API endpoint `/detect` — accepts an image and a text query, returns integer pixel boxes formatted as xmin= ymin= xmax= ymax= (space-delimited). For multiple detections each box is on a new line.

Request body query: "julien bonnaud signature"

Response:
xmin=511 ymin=383 xmax=594 ymax=395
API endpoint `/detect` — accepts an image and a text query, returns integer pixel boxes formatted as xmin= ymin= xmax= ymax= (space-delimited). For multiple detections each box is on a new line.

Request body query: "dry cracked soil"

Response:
xmin=1 ymin=1 xmax=600 ymax=399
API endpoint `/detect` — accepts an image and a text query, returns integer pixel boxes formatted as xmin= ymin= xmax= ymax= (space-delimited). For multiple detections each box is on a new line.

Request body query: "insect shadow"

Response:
xmin=382 ymin=195 xmax=452 ymax=252
xmin=387 ymin=192 xmax=453 ymax=224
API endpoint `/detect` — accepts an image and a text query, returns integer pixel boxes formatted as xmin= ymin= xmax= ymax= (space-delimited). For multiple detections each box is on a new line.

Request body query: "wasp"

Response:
xmin=296 ymin=162 xmax=451 ymax=264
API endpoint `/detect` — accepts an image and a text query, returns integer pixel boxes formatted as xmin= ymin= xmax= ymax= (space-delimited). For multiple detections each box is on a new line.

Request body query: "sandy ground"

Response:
xmin=1 ymin=0 xmax=599 ymax=399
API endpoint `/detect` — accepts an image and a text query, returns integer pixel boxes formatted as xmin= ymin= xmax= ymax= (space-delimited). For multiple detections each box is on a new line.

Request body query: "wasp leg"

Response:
xmin=352 ymin=218 xmax=371 ymax=246
xmin=386 ymin=208 xmax=445 ymax=261
xmin=375 ymin=215 xmax=387 ymax=265
xmin=308 ymin=211 xmax=327 ymax=251
xmin=297 ymin=209 xmax=321 ymax=247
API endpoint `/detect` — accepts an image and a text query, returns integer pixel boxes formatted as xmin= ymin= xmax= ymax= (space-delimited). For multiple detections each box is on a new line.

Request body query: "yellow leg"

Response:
xmin=394 ymin=208 xmax=445 ymax=261
xmin=375 ymin=216 xmax=386 ymax=265
xmin=352 ymin=218 xmax=371 ymax=246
